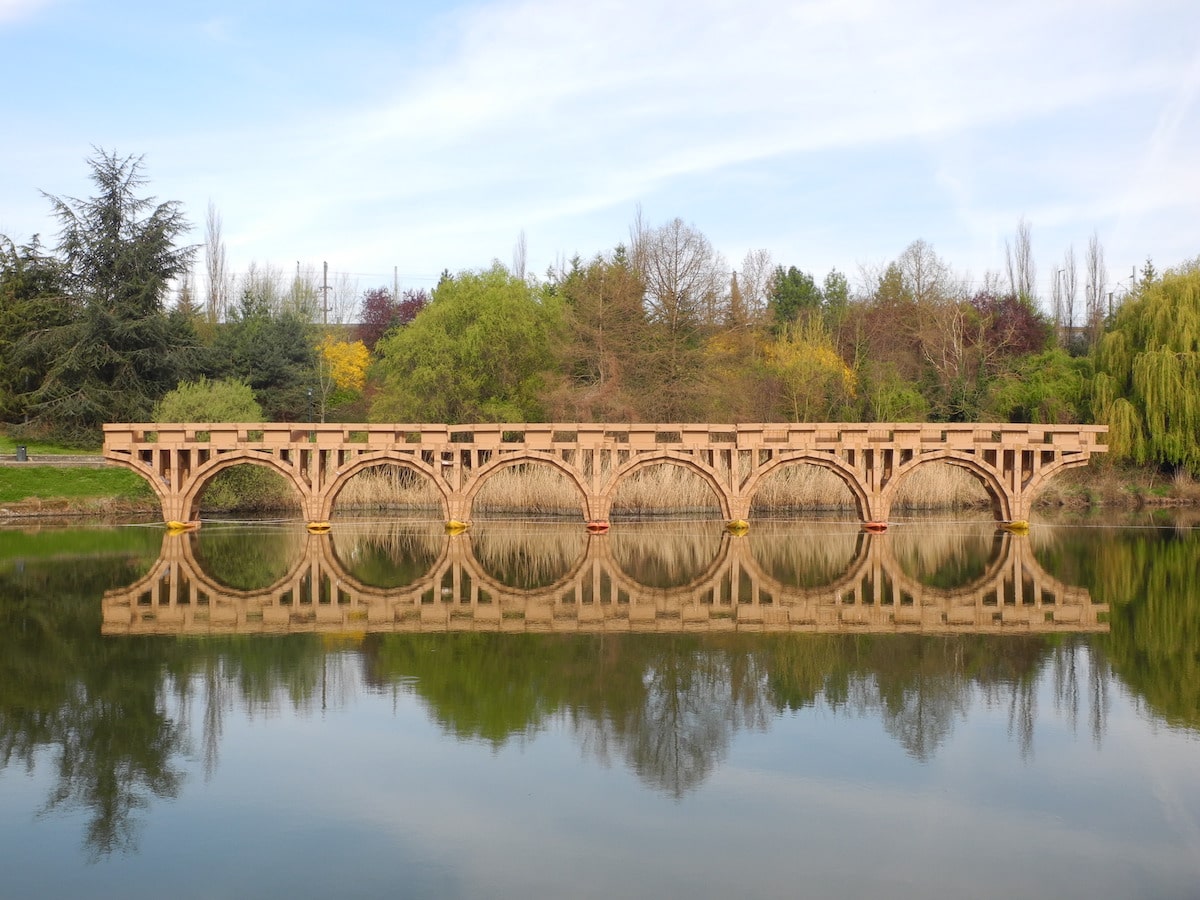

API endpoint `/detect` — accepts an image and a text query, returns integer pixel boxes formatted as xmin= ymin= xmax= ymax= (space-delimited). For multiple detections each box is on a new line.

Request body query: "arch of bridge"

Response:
xmin=739 ymin=451 xmax=872 ymax=521
xmin=881 ymin=449 xmax=1012 ymax=521
xmin=600 ymin=450 xmax=732 ymax=520
xmin=104 ymin=456 xmax=170 ymax=509
xmin=460 ymin=450 xmax=592 ymax=520
xmin=1019 ymin=453 xmax=1092 ymax=511
xmin=320 ymin=451 xmax=450 ymax=521
xmin=180 ymin=450 xmax=311 ymax=521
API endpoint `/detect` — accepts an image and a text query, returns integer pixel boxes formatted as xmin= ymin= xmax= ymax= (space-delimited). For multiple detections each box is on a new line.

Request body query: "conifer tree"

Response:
xmin=25 ymin=150 xmax=197 ymax=437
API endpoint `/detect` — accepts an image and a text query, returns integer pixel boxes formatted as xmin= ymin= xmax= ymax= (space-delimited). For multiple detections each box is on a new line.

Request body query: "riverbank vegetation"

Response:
xmin=3 ymin=151 xmax=1200 ymax=515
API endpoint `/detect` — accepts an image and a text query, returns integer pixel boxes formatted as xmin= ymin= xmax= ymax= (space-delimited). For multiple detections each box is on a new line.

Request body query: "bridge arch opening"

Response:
xmin=469 ymin=459 xmax=589 ymax=519
xmin=327 ymin=460 xmax=444 ymax=518
xmin=886 ymin=456 xmax=1009 ymax=521
xmin=891 ymin=523 xmax=1000 ymax=590
xmin=186 ymin=457 xmax=303 ymax=520
xmin=889 ymin=461 xmax=993 ymax=515
xmin=607 ymin=457 xmax=728 ymax=520
xmin=748 ymin=460 xmax=862 ymax=518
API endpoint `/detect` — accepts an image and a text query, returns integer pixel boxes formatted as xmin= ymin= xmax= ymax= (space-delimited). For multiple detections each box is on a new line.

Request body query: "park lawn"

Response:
xmin=0 ymin=433 xmax=100 ymax=456
xmin=0 ymin=465 xmax=154 ymax=505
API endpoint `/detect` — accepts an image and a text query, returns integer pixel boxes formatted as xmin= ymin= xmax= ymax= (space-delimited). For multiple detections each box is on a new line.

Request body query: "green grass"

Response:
xmin=0 ymin=465 xmax=154 ymax=504
xmin=0 ymin=432 xmax=100 ymax=455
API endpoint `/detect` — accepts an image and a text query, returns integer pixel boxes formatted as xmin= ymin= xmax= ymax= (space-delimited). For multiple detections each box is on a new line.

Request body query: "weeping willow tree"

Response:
xmin=1093 ymin=262 xmax=1200 ymax=473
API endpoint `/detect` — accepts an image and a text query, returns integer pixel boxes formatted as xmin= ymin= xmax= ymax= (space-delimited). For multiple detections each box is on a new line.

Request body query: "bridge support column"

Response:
xmin=162 ymin=494 xmax=192 ymax=527
xmin=447 ymin=497 xmax=470 ymax=524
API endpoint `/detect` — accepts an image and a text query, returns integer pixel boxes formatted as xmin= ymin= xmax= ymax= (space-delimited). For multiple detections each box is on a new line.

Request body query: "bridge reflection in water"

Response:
xmin=102 ymin=525 xmax=1106 ymax=636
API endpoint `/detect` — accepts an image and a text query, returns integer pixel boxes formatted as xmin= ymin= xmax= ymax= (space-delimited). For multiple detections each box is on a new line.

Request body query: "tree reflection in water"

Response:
xmin=3 ymin=518 xmax=1199 ymax=856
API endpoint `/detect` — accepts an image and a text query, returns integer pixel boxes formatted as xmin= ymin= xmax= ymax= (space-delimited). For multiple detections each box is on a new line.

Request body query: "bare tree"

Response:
xmin=1005 ymin=217 xmax=1037 ymax=301
xmin=896 ymin=239 xmax=958 ymax=304
xmin=628 ymin=213 xmax=727 ymax=418
xmin=633 ymin=216 xmax=728 ymax=330
xmin=1085 ymin=232 xmax=1107 ymax=350
xmin=512 ymin=229 xmax=527 ymax=282
xmin=1060 ymin=246 xmax=1079 ymax=347
xmin=329 ymin=270 xmax=359 ymax=325
xmin=737 ymin=248 xmax=774 ymax=322
xmin=239 ymin=261 xmax=286 ymax=313
xmin=204 ymin=201 xmax=229 ymax=324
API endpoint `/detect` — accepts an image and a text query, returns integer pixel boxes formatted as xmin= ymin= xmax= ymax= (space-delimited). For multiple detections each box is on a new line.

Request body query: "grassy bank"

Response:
xmin=0 ymin=466 xmax=157 ymax=515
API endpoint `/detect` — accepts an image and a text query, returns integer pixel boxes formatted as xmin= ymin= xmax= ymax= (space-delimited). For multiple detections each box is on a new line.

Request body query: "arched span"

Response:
xmin=319 ymin=451 xmax=449 ymax=521
xmin=104 ymin=456 xmax=169 ymax=509
xmin=1019 ymin=454 xmax=1091 ymax=516
xmin=602 ymin=450 xmax=732 ymax=520
xmin=462 ymin=451 xmax=591 ymax=520
xmin=179 ymin=450 xmax=308 ymax=522
xmin=881 ymin=450 xmax=1012 ymax=521
xmin=741 ymin=451 xmax=871 ymax=521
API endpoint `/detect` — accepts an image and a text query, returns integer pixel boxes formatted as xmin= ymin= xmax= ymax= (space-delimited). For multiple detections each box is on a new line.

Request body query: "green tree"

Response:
xmin=1092 ymin=261 xmax=1200 ymax=472
xmin=210 ymin=292 xmax=317 ymax=421
xmin=22 ymin=150 xmax=198 ymax=438
xmin=546 ymin=252 xmax=651 ymax=420
xmin=768 ymin=266 xmax=822 ymax=330
xmin=153 ymin=376 xmax=263 ymax=423
xmin=371 ymin=265 xmax=562 ymax=423
xmin=981 ymin=349 xmax=1089 ymax=423
xmin=0 ymin=236 xmax=72 ymax=422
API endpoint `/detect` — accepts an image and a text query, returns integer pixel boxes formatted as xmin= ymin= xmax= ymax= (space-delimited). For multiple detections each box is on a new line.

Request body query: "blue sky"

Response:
xmin=2 ymin=0 xmax=1198 ymax=304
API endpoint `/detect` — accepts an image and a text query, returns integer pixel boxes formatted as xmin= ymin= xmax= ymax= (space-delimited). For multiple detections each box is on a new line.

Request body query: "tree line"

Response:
xmin=2 ymin=150 xmax=1198 ymax=474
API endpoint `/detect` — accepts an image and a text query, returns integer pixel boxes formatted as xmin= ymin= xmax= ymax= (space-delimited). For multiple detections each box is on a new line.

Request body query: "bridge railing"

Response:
xmin=104 ymin=422 xmax=1109 ymax=452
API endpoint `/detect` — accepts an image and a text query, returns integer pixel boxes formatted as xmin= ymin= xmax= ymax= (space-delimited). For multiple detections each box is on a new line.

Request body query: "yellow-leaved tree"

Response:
xmin=762 ymin=319 xmax=857 ymax=421
xmin=316 ymin=335 xmax=370 ymax=420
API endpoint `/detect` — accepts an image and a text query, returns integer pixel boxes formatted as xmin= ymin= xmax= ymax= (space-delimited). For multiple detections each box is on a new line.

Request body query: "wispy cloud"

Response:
xmin=4 ymin=0 xmax=1198 ymax=289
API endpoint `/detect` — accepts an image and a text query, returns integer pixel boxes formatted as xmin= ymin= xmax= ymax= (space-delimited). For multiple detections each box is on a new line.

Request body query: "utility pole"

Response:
xmin=394 ymin=266 xmax=399 ymax=304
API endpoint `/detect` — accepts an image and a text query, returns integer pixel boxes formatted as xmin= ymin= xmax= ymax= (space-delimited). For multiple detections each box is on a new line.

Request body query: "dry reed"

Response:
xmin=321 ymin=458 xmax=992 ymax=517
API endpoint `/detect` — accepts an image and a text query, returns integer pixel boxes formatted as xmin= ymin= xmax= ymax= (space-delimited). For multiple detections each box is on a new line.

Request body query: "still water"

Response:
xmin=1 ymin=515 xmax=1198 ymax=899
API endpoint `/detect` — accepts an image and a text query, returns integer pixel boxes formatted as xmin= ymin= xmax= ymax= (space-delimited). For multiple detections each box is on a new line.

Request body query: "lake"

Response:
xmin=1 ymin=514 xmax=1198 ymax=899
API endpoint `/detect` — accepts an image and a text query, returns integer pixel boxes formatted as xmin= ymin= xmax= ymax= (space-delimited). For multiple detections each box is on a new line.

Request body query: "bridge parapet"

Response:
xmin=102 ymin=422 xmax=1107 ymax=528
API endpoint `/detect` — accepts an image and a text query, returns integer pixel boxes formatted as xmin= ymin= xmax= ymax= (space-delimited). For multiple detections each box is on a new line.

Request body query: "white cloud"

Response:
xmin=0 ymin=0 xmax=50 ymax=25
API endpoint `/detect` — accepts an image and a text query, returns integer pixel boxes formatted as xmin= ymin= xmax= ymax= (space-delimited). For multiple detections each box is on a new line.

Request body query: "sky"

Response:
xmin=2 ymin=0 xmax=1198 ymax=307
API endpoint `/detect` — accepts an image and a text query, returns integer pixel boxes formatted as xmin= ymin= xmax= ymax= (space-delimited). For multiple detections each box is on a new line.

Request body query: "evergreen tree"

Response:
xmin=0 ymin=236 xmax=73 ymax=422
xmin=23 ymin=151 xmax=197 ymax=437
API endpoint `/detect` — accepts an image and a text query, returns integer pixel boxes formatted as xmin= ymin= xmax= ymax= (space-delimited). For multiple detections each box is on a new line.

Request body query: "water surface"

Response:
xmin=1 ymin=516 xmax=1197 ymax=898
